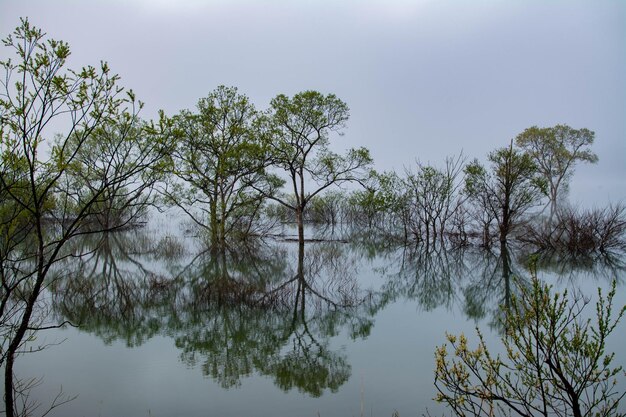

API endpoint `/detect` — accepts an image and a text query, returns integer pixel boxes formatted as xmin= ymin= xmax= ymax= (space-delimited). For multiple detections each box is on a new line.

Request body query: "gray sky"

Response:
xmin=2 ymin=0 xmax=625 ymax=205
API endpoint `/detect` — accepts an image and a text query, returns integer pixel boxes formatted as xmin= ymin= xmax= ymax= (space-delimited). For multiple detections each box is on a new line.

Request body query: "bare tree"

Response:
xmin=404 ymin=153 xmax=466 ymax=245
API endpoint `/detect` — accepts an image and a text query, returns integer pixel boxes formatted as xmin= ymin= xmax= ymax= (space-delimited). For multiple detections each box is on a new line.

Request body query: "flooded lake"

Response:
xmin=12 ymin=213 xmax=626 ymax=417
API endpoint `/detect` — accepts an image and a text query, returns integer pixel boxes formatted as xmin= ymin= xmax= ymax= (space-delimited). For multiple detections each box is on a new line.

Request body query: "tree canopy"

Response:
xmin=264 ymin=90 xmax=373 ymax=244
xmin=464 ymin=142 xmax=546 ymax=245
xmin=515 ymin=124 xmax=598 ymax=220
xmin=163 ymin=85 xmax=279 ymax=249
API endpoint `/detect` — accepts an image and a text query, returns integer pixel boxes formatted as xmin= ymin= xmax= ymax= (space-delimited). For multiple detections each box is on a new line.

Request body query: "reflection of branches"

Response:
xmin=517 ymin=248 xmax=626 ymax=284
xmin=376 ymin=242 xmax=531 ymax=332
xmin=175 ymin=303 xmax=288 ymax=389
xmin=11 ymin=376 xmax=77 ymax=417
xmin=260 ymin=333 xmax=350 ymax=397
xmin=52 ymin=233 xmax=377 ymax=397
xmin=174 ymin=290 xmax=355 ymax=397
xmin=377 ymin=243 xmax=470 ymax=313
xmin=263 ymin=243 xmax=364 ymax=310
xmin=461 ymin=249 xmax=502 ymax=320
xmin=249 ymin=243 xmax=360 ymax=397
xmin=346 ymin=227 xmax=405 ymax=261
xmin=174 ymin=241 xmax=289 ymax=309
xmin=170 ymin=241 xmax=371 ymax=396
xmin=51 ymin=230 xmax=180 ymax=347
xmin=461 ymin=245 xmax=531 ymax=332
xmin=403 ymin=244 xmax=469 ymax=311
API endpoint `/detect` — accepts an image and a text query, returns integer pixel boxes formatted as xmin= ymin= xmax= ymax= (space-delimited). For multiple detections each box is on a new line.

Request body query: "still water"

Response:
xmin=12 ymin=214 xmax=626 ymax=417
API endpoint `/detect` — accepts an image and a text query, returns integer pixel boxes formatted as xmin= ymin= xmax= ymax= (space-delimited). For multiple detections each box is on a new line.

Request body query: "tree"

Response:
xmin=0 ymin=19 xmax=167 ymax=416
xmin=305 ymin=190 xmax=346 ymax=225
xmin=434 ymin=278 xmax=626 ymax=417
xmin=404 ymin=153 xmax=466 ymax=245
xmin=346 ymin=170 xmax=409 ymax=232
xmin=164 ymin=86 xmax=279 ymax=249
xmin=55 ymin=98 xmax=168 ymax=231
xmin=515 ymin=125 xmax=598 ymax=221
xmin=264 ymin=91 xmax=373 ymax=245
xmin=464 ymin=141 xmax=545 ymax=245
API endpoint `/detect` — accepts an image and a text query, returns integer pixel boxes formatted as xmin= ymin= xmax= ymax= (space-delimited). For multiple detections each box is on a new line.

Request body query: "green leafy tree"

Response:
xmin=164 ymin=86 xmax=280 ymax=249
xmin=263 ymin=91 xmax=373 ymax=245
xmin=0 ymin=19 xmax=166 ymax=416
xmin=435 ymin=278 xmax=625 ymax=417
xmin=515 ymin=125 xmax=598 ymax=221
xmin=465 ymin=142 xmax=545 ymax=245
xmin=305 ymin=190 xmax=346 ymax=225
xmin=54 ymin=98 xmax=169 ymax=231
xmin=347 ymin=170 xmax=411 ymax=235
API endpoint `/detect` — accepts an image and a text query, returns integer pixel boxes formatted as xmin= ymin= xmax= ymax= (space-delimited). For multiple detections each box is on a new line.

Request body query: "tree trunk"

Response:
xmin=500 ymin=205 xmax=510 ymax=245
xmin=210 ymin=200 xmax=218 ymax=250
xmin=501 ymin=242 xmax=511 ymax=310
xmin=219 ymin=199 xmax=226 ymax=249
xmin=5 ymin=350 xmax=15 ymax=417
xmin=549 ymin=187 xmax=558 ymax=225
xmin=4 ymin=268 xmax=46 ymax=417
xmin=296 ymin=205 xmax=305 ymax=246
xmin=294 ymin=239 xmax=306 ymax=323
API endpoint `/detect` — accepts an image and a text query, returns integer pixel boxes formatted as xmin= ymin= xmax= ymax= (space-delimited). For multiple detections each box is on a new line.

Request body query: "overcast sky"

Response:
xmin=1 ymin=0 xmax=625 ymax=205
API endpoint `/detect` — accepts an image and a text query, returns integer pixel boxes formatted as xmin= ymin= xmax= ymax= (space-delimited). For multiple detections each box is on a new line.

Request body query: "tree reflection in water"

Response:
xmin=51 ymin=230 xmax=376 ymax=397
xmin=49 ymin=227 xmax=626 ymax=399
xmin=376 ymin=243 xmax=473 ymax=315
xmin=376 ymin=240 xmax=626 ymax=332
xmin=51 ymin=231 xmax=181 ymax=347
xmin=518 ymin=246 xmax=626 ymax=284
xmin=461 ymin=243 xmax=526 ymax=331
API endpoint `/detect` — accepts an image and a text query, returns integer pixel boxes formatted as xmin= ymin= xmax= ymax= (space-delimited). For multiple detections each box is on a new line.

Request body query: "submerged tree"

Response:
xmin=346 ymin=170 xmax=409 ymax=233
xmin=0 ymin=19 xmax=168 ymax=416
xmin=435 ymin=278 xmax=626 ymax=417
xmin=164 ymin=86 xmax=280 ymax=249
xmin=464 ymin=142 xmax=545 ymax=245
xmin=404 ymin=154 xmax=466 ymax=245
xmin=515 ymin=124 xmax=598 ymax=221
xmin=262 ymin=91 xmax=373 ymax=245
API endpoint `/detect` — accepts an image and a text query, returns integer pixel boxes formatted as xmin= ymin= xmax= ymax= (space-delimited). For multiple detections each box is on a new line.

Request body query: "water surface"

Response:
xmin=13 ymin=217 xmax=626 ymax=417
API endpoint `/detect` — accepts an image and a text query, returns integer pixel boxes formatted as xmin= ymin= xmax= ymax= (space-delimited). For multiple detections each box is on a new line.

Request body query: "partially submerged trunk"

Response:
xmin=296 ymin=205 xmax=305 ymax=246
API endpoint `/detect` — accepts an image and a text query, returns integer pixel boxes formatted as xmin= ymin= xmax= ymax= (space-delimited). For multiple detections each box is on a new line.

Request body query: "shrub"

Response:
xmin=435 ymin=278 xmax=626 ymax=417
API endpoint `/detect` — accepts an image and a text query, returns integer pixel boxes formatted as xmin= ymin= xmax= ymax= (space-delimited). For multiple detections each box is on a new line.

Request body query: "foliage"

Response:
xmin=435 ymin=278 xmax=626 ymax=417
xmin=464 ymin=142 xmax=546 ymax=245
xmin=264 ymin=90 xmax=373 ymax=243
xmin=346 ymin=170 xmax=409 ymax=232
xmin=0 ymin=18 xmax=167 ymax=416
xmin=516 ymin=125 xmax=598 ymax=220
xmin=304 ymin=190 xmax=347 ymax=225
xmin=53 ymin=98 xmax=169 ymax=231
xmin=163 ymin=85 xmax=280 ymax=249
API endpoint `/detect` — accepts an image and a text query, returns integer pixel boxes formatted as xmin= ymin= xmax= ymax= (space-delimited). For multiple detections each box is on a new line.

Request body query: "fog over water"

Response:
xmin=1 ymin=0 xmax=624 ymax=203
